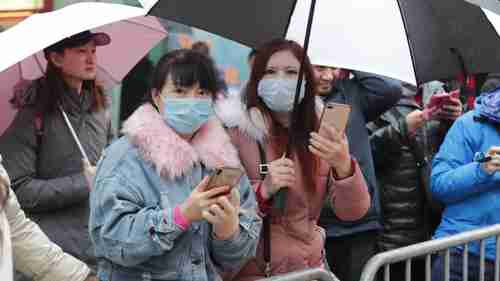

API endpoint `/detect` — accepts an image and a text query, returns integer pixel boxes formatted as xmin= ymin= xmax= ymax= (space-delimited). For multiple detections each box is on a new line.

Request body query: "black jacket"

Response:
xmin=368 ymin=98 xmax=445 ymax=250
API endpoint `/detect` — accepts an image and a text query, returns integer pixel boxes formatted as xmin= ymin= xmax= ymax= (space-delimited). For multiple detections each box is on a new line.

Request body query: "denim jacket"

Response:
xmin=89 ymin=105 xmax=261 ymax=281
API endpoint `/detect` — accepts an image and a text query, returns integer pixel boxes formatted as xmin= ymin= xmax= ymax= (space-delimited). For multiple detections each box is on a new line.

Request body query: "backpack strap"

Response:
xmin=33 ymin=112 xmax=44 ymax=174
xmin=34 ymin=112 xmax=44 ymax=153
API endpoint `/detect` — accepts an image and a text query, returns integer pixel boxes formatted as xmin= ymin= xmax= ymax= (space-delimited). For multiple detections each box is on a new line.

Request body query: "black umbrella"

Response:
xmin=147 ymin=0 xmax=500 ymax=85
xmin=147 ymin=0 xmax=500 ymax=207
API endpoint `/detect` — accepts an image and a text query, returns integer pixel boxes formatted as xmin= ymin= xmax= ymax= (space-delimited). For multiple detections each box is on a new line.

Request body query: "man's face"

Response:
xmin=52 ymin=41 xmax=97 ymax=82
xmin=313 ymin=65 xmax=335 ymax=95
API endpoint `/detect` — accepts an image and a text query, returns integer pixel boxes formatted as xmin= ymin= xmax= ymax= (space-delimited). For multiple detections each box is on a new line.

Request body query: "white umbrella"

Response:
xmin=0 ymin=2 xmax=167 ymax=150
xmin=0 ymin=2 xmax=153 ymax=74
xmin=465 ymin=0 xmax=500 ymax=15
xmin=285 ymin=0 xmax=414 ymax=85
xmin=138 ymin=0 xmax=157 ymax=11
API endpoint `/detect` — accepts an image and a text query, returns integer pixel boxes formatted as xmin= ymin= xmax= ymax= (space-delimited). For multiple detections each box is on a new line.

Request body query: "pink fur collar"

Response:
xmin=122 ymin=104 xmax=241 ymax=180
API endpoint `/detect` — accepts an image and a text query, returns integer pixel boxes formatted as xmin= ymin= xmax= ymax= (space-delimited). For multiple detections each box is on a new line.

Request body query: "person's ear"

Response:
xmin=49 ymin=52 xmax=64 ymax=68
xmin=151 ymin=88 xmax=161 ymax=108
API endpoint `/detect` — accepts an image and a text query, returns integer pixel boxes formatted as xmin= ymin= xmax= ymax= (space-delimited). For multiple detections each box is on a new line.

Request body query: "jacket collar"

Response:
xmin=215 ymin=94 xmax=324 ymax=143
xmin=19 ymin=78 xmax=92 ymax=114
xmin=60 ymin=84 xmax=92 ymax=114
xmin=122 ymin=104 xmax=241 ymax=180
xmin=397 ymin=97 xmax=421 ymax=109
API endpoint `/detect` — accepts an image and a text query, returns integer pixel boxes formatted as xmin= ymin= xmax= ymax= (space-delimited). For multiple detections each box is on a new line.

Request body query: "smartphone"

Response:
xmin=319 ymin=102 xmax=351 ymax=136
xmin=206 ymin=167 xmax=244 ymax=195
xmin=427 ymin=90 xmax=460 ymax=109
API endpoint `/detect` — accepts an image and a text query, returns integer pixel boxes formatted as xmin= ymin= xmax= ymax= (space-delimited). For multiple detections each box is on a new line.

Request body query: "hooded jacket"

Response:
xmin=432 ymin=92 xmax=500 ymax=260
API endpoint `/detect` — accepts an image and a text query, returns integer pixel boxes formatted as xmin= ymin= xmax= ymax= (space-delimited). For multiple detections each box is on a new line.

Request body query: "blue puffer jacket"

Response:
xmin=432 ymin=93 xmax=500 ymax=260
xmin=89 ymin=105 xmax=261 ymax=281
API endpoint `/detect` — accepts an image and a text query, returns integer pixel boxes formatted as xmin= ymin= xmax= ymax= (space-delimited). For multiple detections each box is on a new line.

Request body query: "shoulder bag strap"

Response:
xmin=257 ymin=142 xmax=272 ymax=277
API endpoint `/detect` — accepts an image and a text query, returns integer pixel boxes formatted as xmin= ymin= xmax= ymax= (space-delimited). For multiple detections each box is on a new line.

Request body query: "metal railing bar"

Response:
xmin=256 ymin=268 xmax=337 ymax=281
xmin=480 ymin=240 xmax=485 ymax=281
xmin=426 ymin=254 xmax=431 ymax=281
xmin=384 ymin=264 xmax=390 ymax=281
xmin=405 ymin=259 xmax=412 ymax=281
xmin=360 ymin=224 xmax=500 ymax=281
xmin=495 ymin=236 xmax=499 ymax=281
xmin=464 ymin=243 xmax=469 ymax=281
xmin=445 ymin=249 xmax=450 ymax=281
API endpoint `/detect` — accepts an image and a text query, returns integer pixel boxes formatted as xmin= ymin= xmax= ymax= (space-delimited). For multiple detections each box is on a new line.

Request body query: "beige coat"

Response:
xmin=0 ymin=156 xmax=90 ymax=281
xmin=0 ymin=211 xmax=13 ymax=281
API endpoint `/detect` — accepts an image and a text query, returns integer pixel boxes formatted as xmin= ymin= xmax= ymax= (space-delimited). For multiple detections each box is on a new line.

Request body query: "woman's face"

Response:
xmin=262 ymin=50 xmax=300 ymax=80
xmin=50 ymin=41 xmax=98 ymax=82
xmin=153 ymin=76 xmax=212 ymax=114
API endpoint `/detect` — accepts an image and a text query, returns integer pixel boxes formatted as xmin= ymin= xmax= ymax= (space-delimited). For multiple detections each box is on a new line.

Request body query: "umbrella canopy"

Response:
xmin=138 ymin=0 xmax=157 ymax=11
xmin=465 ymin=0 xmax=500 ymax=15
xmin=0 ymin=2 xmax=167 ymax=135
xmin=147 ymin=0 xmax=500 ymax=85
xmin=464 ymin=0 xmax=500 ymax=35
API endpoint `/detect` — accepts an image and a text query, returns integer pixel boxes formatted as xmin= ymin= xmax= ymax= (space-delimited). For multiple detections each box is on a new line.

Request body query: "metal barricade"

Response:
xmin=257 ymin=268 xmax=339 ymax=281
xmin=360 ymin=224 xmax=500 ymax=281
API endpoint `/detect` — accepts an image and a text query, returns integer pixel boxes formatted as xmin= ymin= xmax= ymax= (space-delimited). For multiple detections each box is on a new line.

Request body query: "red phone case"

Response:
xmin=427 ymin=90 xmax=460 ymax=109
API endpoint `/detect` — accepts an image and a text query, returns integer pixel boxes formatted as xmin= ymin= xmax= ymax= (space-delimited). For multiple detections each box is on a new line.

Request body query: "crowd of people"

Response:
xmin=0 ymin=28 xmax=499 ymax=281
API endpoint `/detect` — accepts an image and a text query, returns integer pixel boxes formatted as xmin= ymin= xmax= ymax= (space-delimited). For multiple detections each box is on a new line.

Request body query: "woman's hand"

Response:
xmin=203 ymin=188 xmax=241 ymax=240
xmin=481 ymin=146 xmax=500 ymax=175
xmin=82 ymin=158 xmax=96 ymax=191
xmin=309 ymin=124 xmax=352 ymax=178
xmin=261 ymin=155 xmax=296 ymax=200
xmin=406 ymin=110 xmax=427 ymax=136
xmin=435 ymin=96 xmax=463 ymax=121
xmin=180 ymin=176 xmax=230 ymax=223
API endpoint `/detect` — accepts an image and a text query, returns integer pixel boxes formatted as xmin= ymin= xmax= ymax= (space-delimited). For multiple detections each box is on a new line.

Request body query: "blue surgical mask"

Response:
xmin=257 ymin=78 xmax=306 ymax=112
xmin=162 ymin=97 xmax=214 ymax=134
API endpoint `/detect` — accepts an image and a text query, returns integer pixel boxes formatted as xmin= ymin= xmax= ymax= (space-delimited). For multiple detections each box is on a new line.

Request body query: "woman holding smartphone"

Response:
xmin=88 ymin=49 xmax=261 ymax=281
xmin=216 ymin=39 xmax=371 ymax=280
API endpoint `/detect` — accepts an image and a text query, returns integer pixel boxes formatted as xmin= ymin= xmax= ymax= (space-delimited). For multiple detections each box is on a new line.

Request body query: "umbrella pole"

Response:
xmin=450 ymin=48 xmax=476 ymax=109
xmin=274 ymin=0 xmax=318 ymax=211
xmin=59 ymin=105 xmax=90 ymax=164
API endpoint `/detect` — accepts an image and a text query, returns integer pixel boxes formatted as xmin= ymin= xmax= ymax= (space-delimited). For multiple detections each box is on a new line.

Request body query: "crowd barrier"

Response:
xmin=359 ymin=224 xmax=500 ymax=281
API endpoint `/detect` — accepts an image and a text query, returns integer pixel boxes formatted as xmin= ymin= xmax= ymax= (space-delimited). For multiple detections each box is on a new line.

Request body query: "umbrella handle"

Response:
xmin=59 ymin=105 xmax=90 ymax=164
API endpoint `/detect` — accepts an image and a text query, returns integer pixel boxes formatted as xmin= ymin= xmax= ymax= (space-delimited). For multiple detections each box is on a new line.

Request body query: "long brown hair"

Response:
xmin=246 ymin=39 xmax=319 ymax=191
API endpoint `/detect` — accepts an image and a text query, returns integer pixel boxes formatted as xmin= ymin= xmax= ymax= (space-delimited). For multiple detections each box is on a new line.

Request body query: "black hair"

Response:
xmin=147 ymin=49 xmax=219 ymax=104
xmin=248 ymin=48 xmax=257 ymax=61
xmin=191 ymin=41 xmax=211 ymax=57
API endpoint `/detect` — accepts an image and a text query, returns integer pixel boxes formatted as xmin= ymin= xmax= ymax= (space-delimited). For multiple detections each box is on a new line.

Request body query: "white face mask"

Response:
xmin=257 ymin=78 xmax=306 ymax=112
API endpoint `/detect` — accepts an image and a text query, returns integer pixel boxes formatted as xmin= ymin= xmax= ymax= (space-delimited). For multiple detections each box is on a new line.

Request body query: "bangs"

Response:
xmin=168 ymin=60 xmax=217 ymax=93
xmin=150 ymin=49 xmax=220 ymax=102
